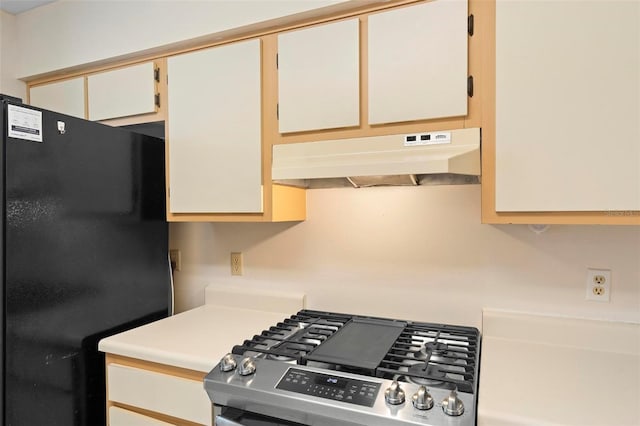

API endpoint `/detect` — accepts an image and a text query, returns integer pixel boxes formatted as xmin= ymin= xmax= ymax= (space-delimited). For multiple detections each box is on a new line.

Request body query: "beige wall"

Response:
xmin=0 ymin=11 xmax=26 ymax=100
xmin=169 ymin=185 xmax=640 ymax=329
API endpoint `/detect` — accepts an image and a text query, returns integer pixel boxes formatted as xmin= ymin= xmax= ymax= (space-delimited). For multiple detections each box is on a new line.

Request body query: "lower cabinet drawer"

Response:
xmin=109 ymin=407 xmax=175 ymax=426
xmin=107 ymin=363 xmax=212 ymax=425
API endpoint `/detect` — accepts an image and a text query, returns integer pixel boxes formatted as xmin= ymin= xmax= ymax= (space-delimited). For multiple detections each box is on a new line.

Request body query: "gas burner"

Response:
xmin=413 ymin=341 xmax=449 ymax=360
xmin=267 ymin=354 xmax=296 ymax=362
xmin=406 ymin=363 xmax=447 ymax=387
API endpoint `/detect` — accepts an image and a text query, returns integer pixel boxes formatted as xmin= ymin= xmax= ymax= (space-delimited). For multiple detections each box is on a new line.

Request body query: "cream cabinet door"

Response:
xmin=29 ymin=77 xmax=85 ymax=118
xmin=109 ymin=407 xmax=174 ymax=426
xmin=368 ymin=0 xmax=468 ymax=124
xmin=167 ymin=39 xmax=263 ymax=213
xmin=88 ymin=62 xmax=157 ymax=121
xmin=107 ymin=364 xmax=212 ymax=425
xmin=495 ymin=0 xmax=640 ymax=211
xmin=278 ymin=19 xmax=360 ymax=133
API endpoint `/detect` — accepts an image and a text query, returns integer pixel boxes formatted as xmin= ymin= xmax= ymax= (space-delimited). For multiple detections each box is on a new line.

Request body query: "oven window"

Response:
xmin=217 ymin=407 xmax=307 ymax=426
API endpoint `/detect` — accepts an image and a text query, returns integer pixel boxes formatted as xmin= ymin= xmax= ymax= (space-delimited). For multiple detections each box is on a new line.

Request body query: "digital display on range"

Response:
xmin=314 ymin=375 xmax=347 ymax=388
xmin=276 ymin=368 xmax=381 ymax=407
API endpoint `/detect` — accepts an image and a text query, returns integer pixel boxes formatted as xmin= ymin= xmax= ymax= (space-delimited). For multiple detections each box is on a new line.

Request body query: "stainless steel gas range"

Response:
xmin=205 ymin=310 xmax=480 ymax=426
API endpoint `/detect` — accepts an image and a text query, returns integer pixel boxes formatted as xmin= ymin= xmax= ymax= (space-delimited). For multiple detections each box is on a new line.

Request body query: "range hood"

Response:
xmin=272 ymin=127 xmax=480 ymax=188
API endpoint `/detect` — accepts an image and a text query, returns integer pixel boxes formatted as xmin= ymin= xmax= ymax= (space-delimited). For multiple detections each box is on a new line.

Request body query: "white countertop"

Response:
xmin=99 ymin=304 xmax=295 ymax=372
xmin=478 ymin=309 xmax=640 ymax=426
xmin=99 ymin=284 xmax=306 ymax=372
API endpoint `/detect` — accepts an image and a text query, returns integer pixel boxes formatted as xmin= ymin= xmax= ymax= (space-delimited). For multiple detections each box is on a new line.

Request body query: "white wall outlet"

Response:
xmin=231 ymin=252 xmax=243 ymax=276
xmin=585 ymin=268 xmax=611 ymax=302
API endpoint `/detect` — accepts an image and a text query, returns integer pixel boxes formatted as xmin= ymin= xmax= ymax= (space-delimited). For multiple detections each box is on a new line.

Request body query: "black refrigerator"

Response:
xmin=0 ymin=96 xmax=171 ymax=425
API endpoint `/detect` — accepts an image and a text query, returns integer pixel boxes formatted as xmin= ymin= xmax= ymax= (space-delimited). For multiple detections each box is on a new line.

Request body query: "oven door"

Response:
xmin=215 ymin=406 xmax=306 ymax=426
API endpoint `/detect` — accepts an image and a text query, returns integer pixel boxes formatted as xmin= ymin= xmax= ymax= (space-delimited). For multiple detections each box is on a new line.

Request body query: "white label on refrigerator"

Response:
xmin=7 ymin=104 xmax=43 ymax=142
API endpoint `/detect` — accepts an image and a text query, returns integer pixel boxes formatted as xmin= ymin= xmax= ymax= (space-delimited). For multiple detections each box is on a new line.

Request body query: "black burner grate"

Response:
xmin=230 ymin=310 xmax=480 ymax=394
xmin=377 ymin=322 xmax=479 ymax=394
xmin=231 ymin=310 xmax=350 ymax=362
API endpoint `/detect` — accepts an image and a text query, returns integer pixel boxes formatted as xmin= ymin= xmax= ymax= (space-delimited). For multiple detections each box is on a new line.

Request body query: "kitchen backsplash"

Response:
xmin=169 ymin=185 xmax=640 ymax=329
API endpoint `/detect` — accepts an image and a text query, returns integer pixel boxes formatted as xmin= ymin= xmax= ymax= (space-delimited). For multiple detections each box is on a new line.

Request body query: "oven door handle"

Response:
xmin=215 ymin=415 xmax=245 ymax=426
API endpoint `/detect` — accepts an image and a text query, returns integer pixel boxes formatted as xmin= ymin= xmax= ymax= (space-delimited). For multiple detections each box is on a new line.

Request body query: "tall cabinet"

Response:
xmin=482 ymin=0 xmax=640 ymax=224
xmin=167 ymin=40 xmax=263 ymax=214
xmin=165 ymin=38 xmax=306 ymax=222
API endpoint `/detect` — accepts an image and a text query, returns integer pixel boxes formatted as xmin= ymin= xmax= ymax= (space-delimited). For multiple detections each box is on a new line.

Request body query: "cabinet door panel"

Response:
xmin=278 ymin=19 xmax=360 ymax=133
xmin=29 ymin=77 xmax=85 ymax=118
xmin=495 ymin=0 xmax=640 ymax=211
xmin=109 ymin=407 xmax=174 ymax=426
xmin=88 ymin=62 xmax=156 ymax=121
xmin=107 ymin=364 xmax=211 ymax=425
xmin=168 ymin=40 xmax=263 ymax=213
xmin=368 ymin=0 xmax=468 ymax=124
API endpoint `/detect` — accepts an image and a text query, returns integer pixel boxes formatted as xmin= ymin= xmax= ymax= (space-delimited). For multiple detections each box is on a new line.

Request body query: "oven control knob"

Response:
xmin=411 ymin=386 xmax=434 ymax=410
xmin=238 ymin=357 xmax=257 ymax=376
xmin=442 ymin=390 xmax=464 ymax=416
xmin=384 ymin=380 xmax=405 ymax=405
xmin=219 ymin=353 xmax=237 ymax=372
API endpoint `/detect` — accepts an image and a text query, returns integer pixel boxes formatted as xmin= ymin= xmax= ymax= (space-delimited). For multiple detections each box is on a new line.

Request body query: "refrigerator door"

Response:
xmin=1 ymin=100 xmax=170 ymax=426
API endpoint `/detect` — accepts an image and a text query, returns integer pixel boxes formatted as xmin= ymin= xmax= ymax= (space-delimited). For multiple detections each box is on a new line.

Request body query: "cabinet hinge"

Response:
xmin=277 ymin=103 xmax=279 ymax=120
xmin=155 ymin=93 xmax=161 ymax=107
xmin=154 ymin=67 xmax=160 ymax=82
xmin=468 ymin=14 xmax=474 ymax=37
xmin=276 ymin=53 xmax=279 ymax=70
xmin=467 ymin=76 xmax=474 ymax=98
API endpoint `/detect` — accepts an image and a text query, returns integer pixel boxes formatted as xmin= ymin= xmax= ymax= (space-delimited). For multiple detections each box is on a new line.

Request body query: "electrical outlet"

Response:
xmin=231 ymin=252 xmax=243 ymax=276
xmin=169 ymin=249 xmax=181 ymax=272
xmin=586 ymin=268 xmax=611 ymax=302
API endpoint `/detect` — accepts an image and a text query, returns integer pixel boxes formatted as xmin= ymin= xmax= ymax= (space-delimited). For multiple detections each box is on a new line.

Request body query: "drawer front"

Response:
xmin=108 ymin=364 xmax=211 ymax=425
xmin=109 ymin=406 xmax=175 ymax=426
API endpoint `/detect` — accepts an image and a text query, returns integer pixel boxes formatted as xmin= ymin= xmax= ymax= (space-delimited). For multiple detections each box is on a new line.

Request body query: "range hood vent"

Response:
xmin=272 ymin=127 xmax=480 ymax=188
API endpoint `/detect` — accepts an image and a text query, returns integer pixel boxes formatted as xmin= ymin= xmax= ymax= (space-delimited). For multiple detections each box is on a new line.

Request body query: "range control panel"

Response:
xmin=276 ymin=368 xmax=381 ymax=407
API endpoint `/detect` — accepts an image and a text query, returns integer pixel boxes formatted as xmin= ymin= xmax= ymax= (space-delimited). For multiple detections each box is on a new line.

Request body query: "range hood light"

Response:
xmin=347 ymin=174 xmax=418 ymax=188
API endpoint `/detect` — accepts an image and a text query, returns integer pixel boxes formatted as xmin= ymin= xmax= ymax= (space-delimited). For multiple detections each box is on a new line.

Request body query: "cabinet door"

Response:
xmin=29 ymin=77 xmax=85 ymax=118
xmin=495 ymin=0 xmax=640 ymax=211
xmin=168 ymin=40 xmax=263 ymax=213
xmin=109 ymin=407 xmax=174 ymax=426
xmin=368 ymin=0 xmax=468 ymax=124
xmin=88 ymin=62 xmax=157 ymax=121
xmin=107 ymin=364 xmax=212 ymax=425
xmin=278 ymin=19 xmax=359 ymax=133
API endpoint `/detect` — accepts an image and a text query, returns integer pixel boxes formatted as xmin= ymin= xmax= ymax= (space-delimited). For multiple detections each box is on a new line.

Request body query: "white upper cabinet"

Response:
xmin=368 ymin=0 xmax=468 ymax=125
xmin=495 ymin=0 xmax=640 ymax=212
xmin=278 ymin=19 xmax=360 ymax=133
xmin=88 ymin=62 xmax=157 ymax=121
xmin=167 ymin=39 xmax=263 ymax=214
xmin=29 ymin=77 xmax=85 ymax=118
